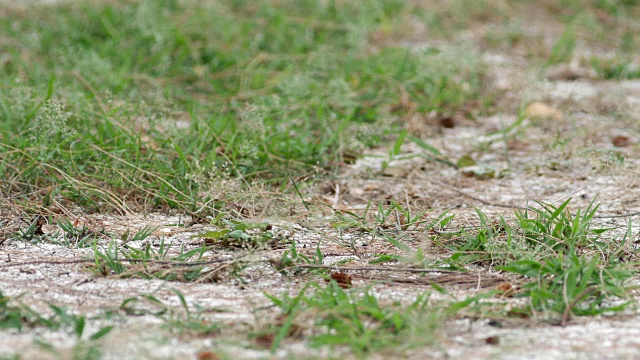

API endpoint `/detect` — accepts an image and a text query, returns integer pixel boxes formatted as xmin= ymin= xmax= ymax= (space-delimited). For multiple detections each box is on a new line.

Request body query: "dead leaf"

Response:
xmin=545 ymin=64 xmax=586 ymax=81
xmin=41 ymin=224 xmax=60 ymax=235
xmin=460 ymin=165 xmax=496 ymax=180
xmin=506 ymin=139 xmax=529 ymax=151
xmin=495 ymin=282 xmax=514 ymax=297
xmin=382 ymin=165 xmax=409 ymax=178
xmin=274 ymin=314 xmax=303 ymax=337
xmin=254 ymin=333 xmax=274 ymax=349
xmin=485 ymin=336 xmax=500 ymax=345
xmin=328 ymin=272 xmax=353 ymax=289
xmin=612 ymin=135 xmax=630 ymax=148
xmin=456 ymin=154 xmax=476 ymax=168
xmin=546 ymin=68 xmax=582 ymax=81
xmin=362 ymin=183 xmax=381 ymax=191
xmin=524 ymin=102 xmax=564 ymax=121
xmin=439 ymin=116 xmax=456 ymax=128
xmin=196 ymin=351 xmax=220 ymax=360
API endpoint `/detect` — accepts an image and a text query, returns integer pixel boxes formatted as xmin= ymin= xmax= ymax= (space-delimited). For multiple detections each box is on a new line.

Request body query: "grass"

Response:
xmin=0 ymin=290 xmax=112 ymax=359
xmin=0 ymin=0 xmax=487 ymax=217
xmin=1 ymin=1 xmax=637 ymax=215
xmin=263 ymin=280 xmax=440 ymax=355
xmin=328 ymin=197 xmax=635 ymax=324
xmin=2 ymin=0 xmax=640 ymax=358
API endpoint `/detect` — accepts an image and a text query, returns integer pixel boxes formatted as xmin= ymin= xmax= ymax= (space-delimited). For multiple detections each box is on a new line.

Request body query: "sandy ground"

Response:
xmin=3 ymin=1 xmax=640 ymax=359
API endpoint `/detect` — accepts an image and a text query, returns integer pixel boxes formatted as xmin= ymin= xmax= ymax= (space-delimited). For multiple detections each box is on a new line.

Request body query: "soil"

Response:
xmin=2 ymin=1 xmax=640 ymax=359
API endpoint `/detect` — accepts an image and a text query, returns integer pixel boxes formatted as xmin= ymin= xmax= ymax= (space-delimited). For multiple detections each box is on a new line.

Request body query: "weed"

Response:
xmin=121 ymin=225 xmax=157 ymax=243
xmin=0 ymin=289 xmax=112 ymax=341
xmin=436 ymin=198 xmax=634 ymax=321
xmin=191 ymin=220 xmax=285 ymax=250
xmin=264 ymin=281 xmax=439 ymax=354
xmin=547 ymin=27 xmax=576 ymax=65
xmin=120 ymin=290 xmax=221 ymax=337
xmin=92 ymin=239 xmax=208 ymax=281
xmin=332 ymin=203 xmax=454 ymax=264
xmin=3 ymin=0 xmax=640 ymax=357
xmin=0 ymin=291 xmax=44 ymax=331
xmin=273 ymin=239 xmax=325 ymax=276
xmin=499 ymin=251 xmax=632 ymax=322
xmin=334 ymin=201 xmax=450 ymax=233
xmin=442 ymin=209 xmax=512 ymax=268
xmin=47 ymin=304 xmax=114 ymax=341
xmin=590 ymin=57 xmax=640 ymax=79
xmin=441 ymin=198 xmax=613 ymax=268
xmin=514 ymin=198 xmax=609 ymax=253
xmin=10 ymin=217 xmax=40 ymax=243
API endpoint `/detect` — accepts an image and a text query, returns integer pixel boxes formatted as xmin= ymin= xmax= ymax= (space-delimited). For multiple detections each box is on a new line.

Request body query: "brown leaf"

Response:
xmin=546 ymin=67 xmax=583 ymax=81
xmin=439 ymin=116 xmax=456 ymax=128
xmin=328 ymin=272 xmax=353 ymax=289
xmin=495 ymin=282 xmax=514 ymax=297
xmin=274 ymin=314 xmax=303 ymax=337
xmin=382 ymin=165 xmax=409 ymax=178
xmin=524 ymin=102 xmax=564 ymax=121
xmin=612 ymin=135 xmax=630 ymax=148
xmin=506 ymin=139 xmax=529 ymax=151
xmin=254 ymin=333 xmax=274 ymax=349
xmin=196 ymin=351 xmax=220 ymax=360
xmin=485 ymin=336 xmax=500 ymax=345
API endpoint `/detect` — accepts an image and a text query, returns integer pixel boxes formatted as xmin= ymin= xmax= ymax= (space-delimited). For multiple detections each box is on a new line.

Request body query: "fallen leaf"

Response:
xmin=612 ymin=135 xmax=630 ymax=147
xmin=546 ymin=68 xmax=582 ymax=81
xmin=362 ymin=183 xmax=381 ymax=191
xmin=506 ymin=139 xmax=529 ymax=151
xmin=328 ymin=272 xmax=353 ymax=289
xmin=382 ymin=165 xmax=409 ymax=178
xmin=196 ymin=351 xmax=220 ymax=360
xmin=495 ymin=282 xmax=514 ymax=297
xmin=254 ymin=333 xmax=274 ymax=349
xmin=460 ymin=165 xmax=496 ymax=180
xmin=41 ymin=224 xmax=60 ymax=235
xmin=524 ymin=102 xmax=564 ymax=121
xmin=545 ymin=64 xmax=587 ymax=81
xmin=456 ymin=154 xmax=476 ymax=168
xmin=485 ymin=336 xmax=500 ymax=345
xmin=274 ymin=314 xmax=303 ymax=337
xmin=439 ymin=116 xmax=456 ymax=128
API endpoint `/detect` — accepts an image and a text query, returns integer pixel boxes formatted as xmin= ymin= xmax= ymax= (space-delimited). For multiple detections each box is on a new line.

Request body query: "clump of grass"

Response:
xmin=0 ymin=289 xmax=113 ymax=340
xmin=440 ymin=198 xmax=612 ymax=267
xmin=499 ymin=250 xmax=632 ymax=323
xmin=264 ymin=280 xmax=440 ymax=354
xmin=326 ymin=197 xmax=634 ymax=324
xmin=590 ymin=57 xmax=640 ymax=79
xmin=0 ymin=290 xmax=45 ymax=331
xmin=120 ymin=290 xmax=221 ymax=337
xmin=92 ymin=238 xmax=209 ymax=281
xmin=547 ymin=27 xmax=576 ymax=65
xmin=436 ymin=198 xmax=634 ymax=321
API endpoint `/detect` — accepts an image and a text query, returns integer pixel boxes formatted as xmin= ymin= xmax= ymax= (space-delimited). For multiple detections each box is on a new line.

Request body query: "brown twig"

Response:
xmin=289 ymin=264 xmax=461 ymax=274
xmin=434 ymin=179 xmax=640 ymax=219
xmin=0 ymin=258 xmax=231 ymax=269
xmin=561 ymin=286 xmax=597 ymax=326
